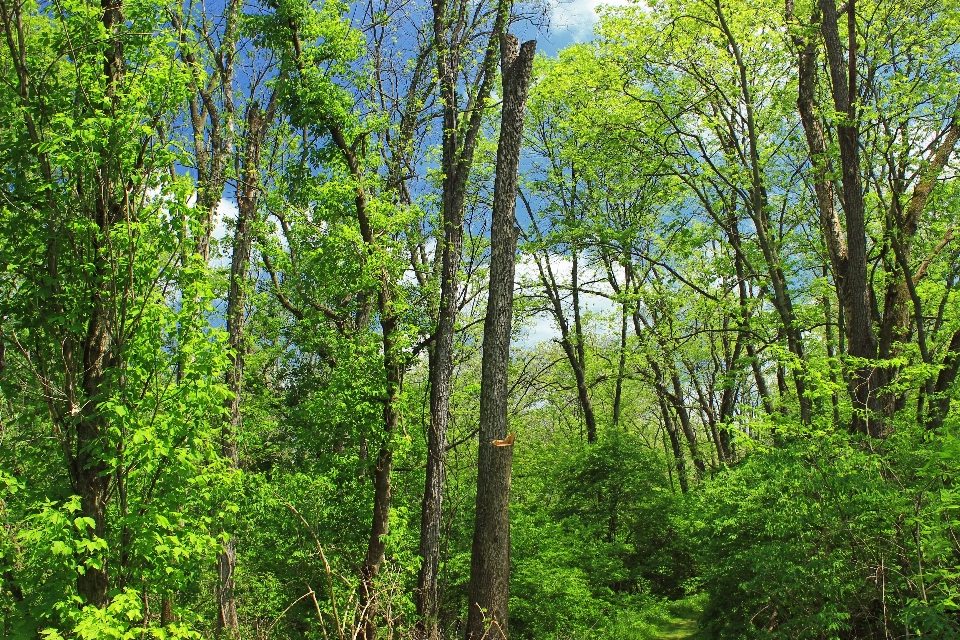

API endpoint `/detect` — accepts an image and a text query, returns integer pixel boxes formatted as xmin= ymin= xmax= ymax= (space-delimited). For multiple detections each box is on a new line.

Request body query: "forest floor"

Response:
xmin=647 ymin=596 xmax=702 ymax=639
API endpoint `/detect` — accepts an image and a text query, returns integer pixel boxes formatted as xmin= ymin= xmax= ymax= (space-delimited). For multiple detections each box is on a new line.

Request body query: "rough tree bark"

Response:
xmin=416 ymin=0 xmax=511 ymax=634
xmin=217 ymin=98 xmax=277 ymax=635
xmin=464 ymin=34 xmax=535 ymax=640
xmin=809 ymin=0 xmax=879 ymax=435
xmin=71 ymin=0 xmax=126 ymax=607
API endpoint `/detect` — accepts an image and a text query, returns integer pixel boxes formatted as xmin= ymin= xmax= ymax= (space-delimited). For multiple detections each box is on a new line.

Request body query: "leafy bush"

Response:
xmin=690 ymin=426 xmax=960 ymax=638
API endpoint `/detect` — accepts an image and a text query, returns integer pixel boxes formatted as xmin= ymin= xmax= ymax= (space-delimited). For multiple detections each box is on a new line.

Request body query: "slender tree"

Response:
xmin=417 ymin=0 xmax=513 ymax=632
xmin=465 ymin=33 xmax=535 ymax=640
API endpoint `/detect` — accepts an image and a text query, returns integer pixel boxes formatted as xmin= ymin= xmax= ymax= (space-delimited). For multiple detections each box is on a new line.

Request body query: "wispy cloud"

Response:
xmin=550 ymin=0 xmax=636 ymax=42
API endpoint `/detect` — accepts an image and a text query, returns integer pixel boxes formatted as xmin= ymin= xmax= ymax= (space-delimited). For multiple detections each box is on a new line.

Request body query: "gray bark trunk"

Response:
xmin=416 ymin=2 xmax=510 ymax=634
xmin=464 ymin=34 xmax=535 ymax=640
xmin=217 ymin=103 xmax=269 ymax=636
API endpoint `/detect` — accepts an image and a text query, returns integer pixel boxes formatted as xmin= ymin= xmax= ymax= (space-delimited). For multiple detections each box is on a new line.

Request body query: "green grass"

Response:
xmin=595 ymin=594 xmax=703 ymax=639
xmin=652 ymin=615 xmax=698 ymax=639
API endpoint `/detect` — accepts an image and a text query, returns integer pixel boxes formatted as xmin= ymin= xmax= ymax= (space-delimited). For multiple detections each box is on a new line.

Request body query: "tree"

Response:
xmin=789 ymin=0 xmax=960 ymax=434
xmin=417 ymin=0 xmax=517 ymax=632
xmin=465 ymin=33 xmax=535 ymax=640
xmin=0 ymin=0 xmax=229 ymax=631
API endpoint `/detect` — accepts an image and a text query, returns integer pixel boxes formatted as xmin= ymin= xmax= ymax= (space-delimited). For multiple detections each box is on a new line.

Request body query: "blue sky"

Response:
xmin=516 ymin=0 xmax=634 ymax=56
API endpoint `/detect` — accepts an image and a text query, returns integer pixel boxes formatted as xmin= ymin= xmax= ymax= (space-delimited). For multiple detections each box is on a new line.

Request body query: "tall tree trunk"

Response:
xmin=817 ymin=0 xmax=881 ymax=435
xmin=465 ymin=34 xmax=535 ymax=640
xmin=174 ymin=0 xmax=239 ymax=264
xmin=416 ymin=2 xmax=510 ymax=633
xmin=571 ymin=250 xmax=598 ymax=443
xmin=612 ymin=304 xmax=628 ymax=428
xmin=217 ymin=103 xmax=270 ymax=636
xmin=71 ymin=0 xmax=125 ymax=606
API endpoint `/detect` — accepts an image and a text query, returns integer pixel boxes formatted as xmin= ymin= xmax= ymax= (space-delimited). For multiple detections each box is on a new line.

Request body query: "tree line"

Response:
xmin=1 ymin=0 xmax=960 ymax=637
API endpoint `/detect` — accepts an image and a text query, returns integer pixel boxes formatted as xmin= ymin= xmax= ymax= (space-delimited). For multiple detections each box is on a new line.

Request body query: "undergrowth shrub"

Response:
xmin=690 ymin=424 xmax=960 ymax=639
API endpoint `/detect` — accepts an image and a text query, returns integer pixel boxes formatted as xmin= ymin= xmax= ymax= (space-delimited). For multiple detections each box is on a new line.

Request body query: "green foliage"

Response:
xmin=508 ymin=429 xmax=689 ymax=639
xmin=691 ymin=424 xmax=960 ymax=638
xmin=2 ymin=0 xmax=960 ymax=636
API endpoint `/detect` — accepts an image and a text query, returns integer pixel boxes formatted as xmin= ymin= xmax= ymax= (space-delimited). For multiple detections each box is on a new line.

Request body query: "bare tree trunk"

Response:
xmin=612 ymin=304 xmax=628 ymax=428
xmin=217 ymin=103 xmax=271 ymax=636
xmin=465 ymin=34 xmax=535 ymax=640
xmin=416 ymin=2 xmax=510 ymax=634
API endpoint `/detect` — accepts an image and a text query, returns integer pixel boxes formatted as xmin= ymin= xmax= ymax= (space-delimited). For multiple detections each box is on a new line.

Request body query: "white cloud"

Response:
xmin=550 ymin=0 xmax=636 ymax=41
xmin=215 ymin=198 xmax=238 ymax=241
xmin=515 ymin=254 xmax=621 ymax=345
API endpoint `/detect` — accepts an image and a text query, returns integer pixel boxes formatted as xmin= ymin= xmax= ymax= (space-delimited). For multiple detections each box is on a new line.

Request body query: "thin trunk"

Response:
xmin=530 ymin=245 xmax=597 ymax=444
xmin=465 ymin=34 xmax=535 ymax=640
xmin=686 ymin=367 xmax=729 ymax=464
xmin=630 ymin=308 xmax=704 ymax=470
xmin=571 ymin=251 xmax=597 ymax=442
xmin=670 ymin=373 xmax=705 ymax=475
xmin=286 ymin=16 xmax=402 ymax=631
xmin=729 ymin=210 xmax=774 ymax=417
xmin=217 ymin=103 xmax=268 ymax=636
xmin=612 ymin=304 xmax=628 ymax=428
xmin=524 ymin=205 xmax=598 ymax=443
xmin=823 ymin=267 xmax=842 ymax=425
xmin=656 ymin=385 xmax=688 ymax=493
xmin=661 ymin=424 xmax=675 ymax=489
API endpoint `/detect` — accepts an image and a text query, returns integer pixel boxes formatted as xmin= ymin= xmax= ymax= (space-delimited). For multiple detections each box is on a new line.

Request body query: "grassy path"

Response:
xmin=648 ymin=596 xmax=701 ymax=639
xmin=611 ymin=595 xmax=702 ymax=639
xmin=652 ymin=615 xmax=698 ymax=639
